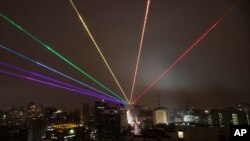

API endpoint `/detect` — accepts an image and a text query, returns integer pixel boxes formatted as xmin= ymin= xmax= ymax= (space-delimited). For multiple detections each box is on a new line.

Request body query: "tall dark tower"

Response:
xmin=157 ymin=88 xmax=161 ymax=108
xmin=82 ymin=103 xmax=90 ymax=124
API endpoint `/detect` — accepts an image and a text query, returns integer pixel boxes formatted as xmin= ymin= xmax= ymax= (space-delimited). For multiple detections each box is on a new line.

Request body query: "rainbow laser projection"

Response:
xmin=69 ymin=0 xmax=129 ymax=103
xmin=0 ymin=44 xmax=127 ymax=104
xmin=133 ymin=0 xmax=242 ymax=104
xmin=130 ymin=0 xmax=151 ymax=104
xmin=0 ymin=69 xmax=123 ymax=104
xmin=0 ymin=61 xmax=126 ymax=104
xmin=0 ymin=13 xmax=125 ymax=103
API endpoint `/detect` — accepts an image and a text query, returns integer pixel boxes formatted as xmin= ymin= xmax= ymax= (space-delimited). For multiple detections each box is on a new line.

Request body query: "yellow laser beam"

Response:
xmin=130 ymin=0 xmax=151 ymax=104
xmin=69 ymin=0 xmax=129 ymax=103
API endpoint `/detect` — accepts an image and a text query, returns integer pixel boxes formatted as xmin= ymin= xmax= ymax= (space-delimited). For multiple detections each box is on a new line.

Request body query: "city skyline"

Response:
xmin=0 ymin=0 xmax=249 ymax=109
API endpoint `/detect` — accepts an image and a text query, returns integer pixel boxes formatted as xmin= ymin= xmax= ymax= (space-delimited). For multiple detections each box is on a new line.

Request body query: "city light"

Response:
xmin=178 ymin=131 xmax=184 ymax=139
xmin=52 ymin=123 xmax=79 ymax=129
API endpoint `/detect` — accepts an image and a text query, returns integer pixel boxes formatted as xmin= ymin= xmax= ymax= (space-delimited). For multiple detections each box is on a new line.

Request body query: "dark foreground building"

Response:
xmin=0 ymin=126 xmax=28 ymax=141
xmin=94 ymin=101 xmax=121 ymax=140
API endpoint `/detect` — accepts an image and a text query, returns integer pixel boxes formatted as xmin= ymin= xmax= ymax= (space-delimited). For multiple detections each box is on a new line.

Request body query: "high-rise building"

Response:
xmin=209 ymin=108 xmax=248 ymax=127
xmin=27 ymin=118 xmax=46 ymax=141
xmin=0 ymin=126 xmax=28 ymax=141
xmin=94 ymin=100 xmax=121 ymax=140
xmin=137 ymin=109 xmax=153 ymax=129
xmin=120 ymin=108 xmax=128 ymax=129
xmin=81 ymin=103 xmax=90 ymax=125
xmin=44 ymin=107 xmax=57 ymax=129
xmin=26 ymin=102 xmax=46 ymax=141
xmin=94 ymin=100 xmax=108 ymax=128
xmin=27 ymin=102 xmax=44 ymax=119
xmin=1 ymin=107 xmax=25 ymax=127
xmin=153 ymin=107 xmax=168 ymax=125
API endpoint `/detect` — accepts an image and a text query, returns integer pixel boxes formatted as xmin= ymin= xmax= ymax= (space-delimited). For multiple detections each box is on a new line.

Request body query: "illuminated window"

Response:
xmin=247 ymin=113 xmax=250 ymax=125
xmin=207 ymin=115 xmax=213 ymax=125
xmin=178 ymin=131 xmax=184 ymax=139
xmin=232 ymin=113 xmax=238 ymax=125
xmin=218 ymin=113 xmax=224 ymax=127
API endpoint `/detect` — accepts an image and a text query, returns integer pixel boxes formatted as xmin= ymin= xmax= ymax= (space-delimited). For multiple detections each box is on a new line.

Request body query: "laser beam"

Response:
xmin=0 ymin=61 xmax=126 ymax=104
xmin=69 ymin=0 xmax=129 ymax=104
xmin=0 ymin=44 xmax=127 ymax=104
xmin=0 ymin=13 xmax=125 ymax=103
xmin=132 ymin=0 xmax=242 ymax=104
xmin=130 ymin=0 xmax=151 ymax=104
xmin=0 ymin=69 xmax=123 ymax=104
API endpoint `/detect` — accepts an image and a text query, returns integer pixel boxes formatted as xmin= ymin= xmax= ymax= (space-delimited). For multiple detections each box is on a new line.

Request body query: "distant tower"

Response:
xmin=157 ymin=88 xmax=161 ymax=108
xmin=82 ymin=103 xmax=90 ymax=124
xmin=154 ymin=88 xmax=169 ymax=125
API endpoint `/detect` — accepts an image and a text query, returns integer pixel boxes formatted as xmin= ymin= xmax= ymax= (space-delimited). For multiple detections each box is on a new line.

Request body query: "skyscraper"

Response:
xmin=153 ymin=107 xmax=168 ymax=125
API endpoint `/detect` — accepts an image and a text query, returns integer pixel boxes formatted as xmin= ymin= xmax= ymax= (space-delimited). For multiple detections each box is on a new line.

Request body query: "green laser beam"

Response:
xmin=0 ymin=13 xmax=127 ymax=104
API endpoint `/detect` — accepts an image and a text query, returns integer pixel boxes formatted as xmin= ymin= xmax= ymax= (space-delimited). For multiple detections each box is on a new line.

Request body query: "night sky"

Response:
xmin=0 ymin=0 xmax=249 ymax=109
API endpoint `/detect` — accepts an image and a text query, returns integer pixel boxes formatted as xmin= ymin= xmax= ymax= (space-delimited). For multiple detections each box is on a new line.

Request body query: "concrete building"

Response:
xmin=138 ymin=110 xmax=153 ymax=129
xmin=81 ymin=103 xmax=90 ymax=125
xmin=153 ymin=107 xmax=168 ymax=125
xmin=94 ymin=100 xmax=121 ymax=140
xmin=209 ymin=108 xmax=249 ymax=127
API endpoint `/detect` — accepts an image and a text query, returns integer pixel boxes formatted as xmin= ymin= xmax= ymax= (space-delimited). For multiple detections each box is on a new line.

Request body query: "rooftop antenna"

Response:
xmin=157 ymin=88 xmax=160 ymax=107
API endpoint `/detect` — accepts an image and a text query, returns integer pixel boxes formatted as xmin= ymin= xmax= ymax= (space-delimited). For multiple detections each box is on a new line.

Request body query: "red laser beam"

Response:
xmin=130 ymin=0 xmax=151 ymax=104
xmin=132 ymin=0 xmax=242 ymax=104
